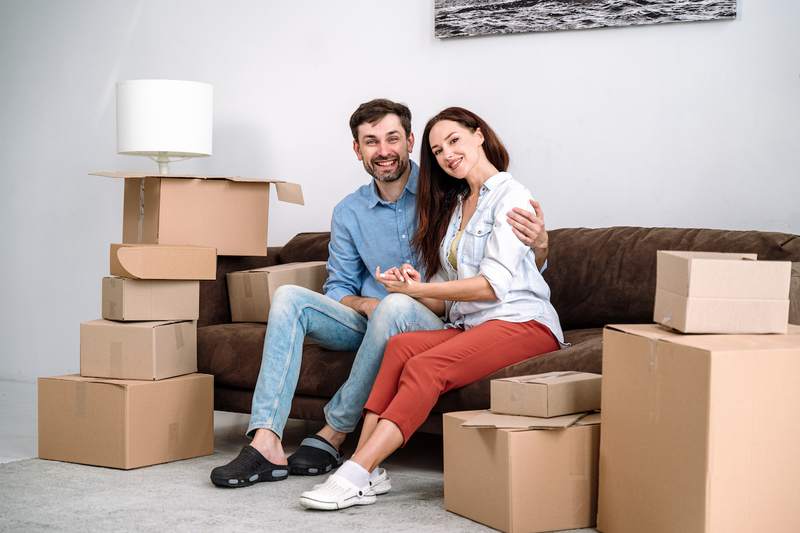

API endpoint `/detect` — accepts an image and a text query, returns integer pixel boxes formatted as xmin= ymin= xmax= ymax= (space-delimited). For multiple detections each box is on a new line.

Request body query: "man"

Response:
xmin=210 ymin=99 xmax=548 ymax=488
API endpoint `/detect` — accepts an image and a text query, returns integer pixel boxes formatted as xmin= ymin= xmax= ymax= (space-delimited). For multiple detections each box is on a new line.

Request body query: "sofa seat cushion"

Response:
xmin=431 ymin=327 xmax=603 ymax=413
xmin=198 ymin=323 xmax=356 ymax=396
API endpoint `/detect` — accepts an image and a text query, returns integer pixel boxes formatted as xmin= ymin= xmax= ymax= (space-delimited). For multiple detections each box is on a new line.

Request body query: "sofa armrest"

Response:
xmin=198 ymin=246 xmax=283 ymax=327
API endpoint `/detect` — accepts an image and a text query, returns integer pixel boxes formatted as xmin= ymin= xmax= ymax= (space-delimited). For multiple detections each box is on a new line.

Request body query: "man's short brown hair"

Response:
xmin=349 ymin=98 xmax=412 ymax=141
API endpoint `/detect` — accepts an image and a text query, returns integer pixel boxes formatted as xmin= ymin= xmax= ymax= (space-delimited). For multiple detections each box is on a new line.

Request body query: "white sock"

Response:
xmin=369 ymin=467 xmax=382 ymax=481
xmin=336 ymin=460 xmax=370 ymax=488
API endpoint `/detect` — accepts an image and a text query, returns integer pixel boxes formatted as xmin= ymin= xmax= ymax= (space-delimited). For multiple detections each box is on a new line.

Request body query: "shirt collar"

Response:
xmin=367 ymin=160 xmax=419 ymax=208
xmin=482 ymin=171 xmax=510 ymax=192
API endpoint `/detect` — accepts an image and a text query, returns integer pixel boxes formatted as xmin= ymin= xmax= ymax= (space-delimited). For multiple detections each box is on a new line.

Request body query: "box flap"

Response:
xmin=606 ymin=323 xmax=800 ymax=352
xmin=574 ymin=412 xmax=601 ymax=426
xmin=82 ymin=319 xmax=186 ymax=329
xmin=40 ymin=374 xmax=135 ymax=388
xmin=495 ymin=371 xmax=599 ymax=385
xmin=110 ymin=243 xmax=217 ymax=280
xmin=92 ymin=170 xmax=290 ymax=184
xmin=275 ymin=182 xmax=304 ymax=205
xmin=605 ymin=323 xmax=685 ymax=341
xmin=237 ymin=261 xmax=327 ymax=274
xmin=460 ymin=410 xmax=590 ymax=430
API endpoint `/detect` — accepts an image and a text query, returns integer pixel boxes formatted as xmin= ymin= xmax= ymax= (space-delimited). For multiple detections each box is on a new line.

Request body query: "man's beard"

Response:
xmin=366 ymin=156 xmax=409 ymax=183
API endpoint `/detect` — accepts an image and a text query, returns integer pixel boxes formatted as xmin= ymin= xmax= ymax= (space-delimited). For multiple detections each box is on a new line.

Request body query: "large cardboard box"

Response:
xmin=80 ymin=319 xmax=197 ymax=380
xmin=598 ymin=324 xmax=800 ymax=533
xmin=102 ymin=277 xmax=199 ymax=321
xmin=38 ymin=373 xmax=213 ymax=469
xmin=110 ymin=243 xmax=216 ymax=280
xmin=491 ymin=371 xmax=601 ymax=417
xmin=653 ymin=250 xmax=791 ymax=333
xmin=444 ymin=410 xmax=600 ymax=533
xmin=227 ymin=261 xmax=327 ymax=322
xmin=92 ymin=171 xmax=304 ymax=256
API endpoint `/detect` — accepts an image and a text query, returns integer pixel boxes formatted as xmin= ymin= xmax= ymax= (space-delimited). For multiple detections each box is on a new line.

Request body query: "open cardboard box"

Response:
xmin=445 ymin=410 xmax=600 ymax=533
xmin=92 ymin=171 xmax=304 ymax=256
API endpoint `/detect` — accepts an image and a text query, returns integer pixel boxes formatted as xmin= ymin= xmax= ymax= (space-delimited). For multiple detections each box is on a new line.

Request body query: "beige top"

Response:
xmin=447 ymin=229 xmax=464 ymax=270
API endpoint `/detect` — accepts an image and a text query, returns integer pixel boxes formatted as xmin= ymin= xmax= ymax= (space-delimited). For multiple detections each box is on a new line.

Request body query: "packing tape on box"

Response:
xmin=175 ymin=325 xmax=184 ymax=350
xmin=75 ymin=382 xmax=87 ymax=417
xmin=106 ymin=300 xmax=118 ymax=317
xmin=137 ymin=178 xmax=145 ymax=242
xmin=168 ymin=422 xmax=180 ymax=454
xmin=243 ymin=275 xmax=253 ymax=299
xmin=110 ymin=342 xmax=123 ymax=376
xmin=648 ymin=342 xmax=661 ymax=423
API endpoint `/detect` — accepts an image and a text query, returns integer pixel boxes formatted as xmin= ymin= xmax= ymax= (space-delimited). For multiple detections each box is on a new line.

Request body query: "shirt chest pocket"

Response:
xmin=462 ymin=220 xmax=494 ymax=267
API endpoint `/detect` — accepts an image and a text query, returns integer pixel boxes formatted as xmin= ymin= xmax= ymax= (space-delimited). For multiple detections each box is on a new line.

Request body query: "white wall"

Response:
xmin=1 ymin=0 xmax=798 ymax=381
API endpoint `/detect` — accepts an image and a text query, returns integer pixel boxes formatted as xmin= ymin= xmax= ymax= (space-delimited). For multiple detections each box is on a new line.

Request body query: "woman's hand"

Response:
xmin=376 ymin=265 xmax=426 ymax=297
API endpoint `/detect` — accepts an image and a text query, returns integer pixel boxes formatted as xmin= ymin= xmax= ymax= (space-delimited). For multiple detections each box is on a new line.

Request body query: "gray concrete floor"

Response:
xmin=1 ymin=379 xmax=595 ymax=532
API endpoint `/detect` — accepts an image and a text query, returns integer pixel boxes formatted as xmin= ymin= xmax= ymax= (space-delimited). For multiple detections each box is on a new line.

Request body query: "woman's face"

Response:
xmin=428 ymin=120 xmax=484 ymax=179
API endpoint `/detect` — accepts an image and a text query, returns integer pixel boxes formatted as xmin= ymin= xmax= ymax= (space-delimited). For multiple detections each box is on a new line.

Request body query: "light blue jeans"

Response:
xmin=246 ymin=286 xmax=444 ymax=439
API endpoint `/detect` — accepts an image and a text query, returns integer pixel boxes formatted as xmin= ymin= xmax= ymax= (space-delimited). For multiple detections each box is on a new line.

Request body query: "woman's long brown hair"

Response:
xmin=413 ymin=107 xmax=509 ymax=280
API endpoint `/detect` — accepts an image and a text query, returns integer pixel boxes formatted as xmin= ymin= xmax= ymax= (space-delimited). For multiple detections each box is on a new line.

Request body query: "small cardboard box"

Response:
xmin=227 ymin=261 xmax=327 ymax=322
xmin=38 ymin=373 xmax=213 ymax=470
xmin=445 ymin=410 xmax=600 ymax=533
xmin=597 ymin=324 xmax=800 ymax=533
xmin=654 ymin=250 xmax=791 ymax=334
xmin=92 ymin=171 xmax=304 ymax=256
xmin=491 ymin=371 xmax=601 ymax=418
xmin=80 ymin=319 xmax=197 ymax=380
xmin=110 ymin=243 xmax=216 ymax=280
xmin=102 ymin=277 xmax=199 ymax=321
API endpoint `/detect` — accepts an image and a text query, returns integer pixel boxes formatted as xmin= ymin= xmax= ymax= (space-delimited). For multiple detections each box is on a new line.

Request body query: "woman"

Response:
xmin=300 ymin=107 xmax=564 ymax=510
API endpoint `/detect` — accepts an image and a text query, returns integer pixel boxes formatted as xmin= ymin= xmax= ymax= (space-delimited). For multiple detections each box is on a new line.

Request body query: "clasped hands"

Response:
xmin=375 ymin=264 xmax=425 ymax=298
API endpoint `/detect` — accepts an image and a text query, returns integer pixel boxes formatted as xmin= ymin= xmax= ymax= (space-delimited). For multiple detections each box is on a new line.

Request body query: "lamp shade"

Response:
xmin=116 ymin=79 xmax=213 ymax=157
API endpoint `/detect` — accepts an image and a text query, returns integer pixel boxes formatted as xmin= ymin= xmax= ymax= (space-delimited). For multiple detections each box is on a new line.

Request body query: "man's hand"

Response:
xmin=507 ymin=199 xmax=548 ymax=269
xmin=375 ymin=266 xmax=425 ymax=298
xmin=341 ymin=295 xmax=380 ymax=319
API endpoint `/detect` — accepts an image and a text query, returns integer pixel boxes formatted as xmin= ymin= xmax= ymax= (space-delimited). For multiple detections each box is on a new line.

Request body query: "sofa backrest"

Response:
xmin=544 ymin=227 xmax=800 ymax=329
xmin=211 ymin=228 xmax=800 ymax=330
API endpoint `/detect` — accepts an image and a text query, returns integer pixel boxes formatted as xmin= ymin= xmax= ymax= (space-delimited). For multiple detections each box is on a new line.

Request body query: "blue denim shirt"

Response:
xmin=435 ymin=172 xmax=564 ymax=344
xmin=323 ymin=162 xmax=420 ymax=302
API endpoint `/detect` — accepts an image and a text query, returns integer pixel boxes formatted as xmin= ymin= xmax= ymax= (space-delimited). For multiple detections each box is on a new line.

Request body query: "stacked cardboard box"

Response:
xmin=598 ymin=251 xmax=797 ymax=533
xmin=39 ymin=172 xmax=304 ymax=470
xmin=444 ymin=372 xmax=602 ymax=533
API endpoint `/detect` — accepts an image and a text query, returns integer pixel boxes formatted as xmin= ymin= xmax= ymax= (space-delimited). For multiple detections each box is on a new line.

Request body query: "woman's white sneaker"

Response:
xmin=299 ymin=474 xmax=376 ymax=510
xmin=369 ymin=468 xmax=392 ymax=495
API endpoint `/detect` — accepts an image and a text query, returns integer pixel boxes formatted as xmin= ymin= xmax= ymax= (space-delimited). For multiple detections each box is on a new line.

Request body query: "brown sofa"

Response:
xmin=197 ymin=227 xmax=800 ymax=433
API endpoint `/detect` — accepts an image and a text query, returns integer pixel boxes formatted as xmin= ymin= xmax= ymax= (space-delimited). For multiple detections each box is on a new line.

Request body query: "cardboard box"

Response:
xmin=110 ymin=243 xmax=216 ymax=280
xmin=80 ymin=319 xmax=197 ymax=380
xmin=92 ymin=171 xmax=304 ymax=256
xmin=654 ymin=250 xmax=791 ymax=334
xmin=444 ymin=410 xmax=600 ymax=533
xmin=38 ymin=373 xmax=213 ymax=469
xmin=597 ymin=324 xmax=800 ymax=533
xmin=227 ymin=261 xmax=327 ymax=322
xmin=102 ymin=277 xmax=199 ymax=321
xmin=491 ymin=371 xmax=601 ymax=418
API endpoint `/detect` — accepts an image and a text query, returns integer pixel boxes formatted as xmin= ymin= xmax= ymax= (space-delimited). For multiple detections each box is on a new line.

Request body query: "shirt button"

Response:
xmin=401 ymin=234 xmax=407 ymax=239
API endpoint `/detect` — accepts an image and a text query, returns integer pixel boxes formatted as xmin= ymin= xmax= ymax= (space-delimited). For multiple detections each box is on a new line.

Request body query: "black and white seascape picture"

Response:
xmin=435 ymin=0 xmax=737 ymax=38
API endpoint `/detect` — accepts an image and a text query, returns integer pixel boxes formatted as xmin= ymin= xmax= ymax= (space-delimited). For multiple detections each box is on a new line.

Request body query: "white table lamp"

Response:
xmin=117 ymin=79 xmax=213 ymax=175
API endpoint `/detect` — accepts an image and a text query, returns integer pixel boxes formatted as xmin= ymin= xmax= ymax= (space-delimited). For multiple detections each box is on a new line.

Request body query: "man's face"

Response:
xmin=353 ymin=114 xmax=414 ymax=183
